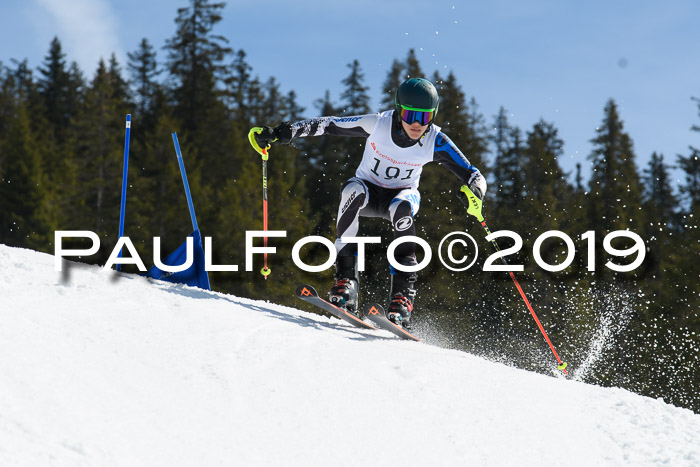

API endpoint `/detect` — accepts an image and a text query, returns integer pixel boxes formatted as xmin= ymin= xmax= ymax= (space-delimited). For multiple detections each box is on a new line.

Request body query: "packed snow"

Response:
xmin=0 ymin=244 xmax=698 ymax=466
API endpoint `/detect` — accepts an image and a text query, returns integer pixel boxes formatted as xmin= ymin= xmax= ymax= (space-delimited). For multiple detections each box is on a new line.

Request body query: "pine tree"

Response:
xmin=672 ymin=97 xmax=700 ymax=333
xmin=588 ymin=99 xmax=645 ymax=233
xmin=380 ymin=59 xmax=403 ymax=111
xmin=565 ymin=161 xmax=590 ymax=238
xmin=125 ymin=39 xmax=165 ymax=256
xmin=677 ymin=150 xmax=699 ymax=211
xmin=405 ymin=49 xmax=423 ymax=78
xmin=643 ymin=152 xmax=677 ymax=222
xmin=124 ymin=42 xmax=179 ymax=268
xmin=164 ymin=0 xmax=233 ymax=230
xmin=284 ymin=89 xmax=305 ymax=121
xmin=37 ymin=37 xmax=77 ymax=145
xmin=434 ymin=71 xmax=489 ymax=169
xmin=640 ymin=152 xmax=681 ymax=302
xmin=127 ymin=38 xmax=161 ymax=121
xmin=246 ymin=76 xmax=266 ymax=125
xmin=71 ymin=59 xmax=131 ymax=254
xmin=164 ymin=0 xmax=231 ymax=132
xmin=108 ymin=54 xmax=131 ymax=109
xmin=0 ymin=64 xmax=51 ymax=249
xmin=227 ymin=49 xmax=252 ymax=122
xmin=340 ymin=59 xmax=370 ymax=115
xmin=35 ymin=40 xmax=84 ymax=237
xmin=489 ymin=107 xmax=525 ymax=212
xmin=677 ymin=97 xmax=700 ymax=213
xmin=260 ymin=76 xmax=288 ymax=122
xmin=339 ymin=59 xmax=371 ymax=180
xmin=522 ymin=119 xmax=570 ymax=230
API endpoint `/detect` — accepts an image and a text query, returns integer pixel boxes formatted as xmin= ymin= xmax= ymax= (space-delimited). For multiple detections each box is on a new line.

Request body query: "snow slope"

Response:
xmin=0 ymin=244 xmax=698 ymax=467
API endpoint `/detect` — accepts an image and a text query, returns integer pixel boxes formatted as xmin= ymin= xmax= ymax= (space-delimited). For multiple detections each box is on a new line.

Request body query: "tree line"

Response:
xmin=0 ymin=0 xmax=697 ymax=412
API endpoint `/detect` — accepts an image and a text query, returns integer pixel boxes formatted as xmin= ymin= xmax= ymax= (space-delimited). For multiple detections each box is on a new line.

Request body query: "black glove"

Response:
xmin=274 ymin=122 xmax=293 ymax=145
xmin=253 ymin=126 xmax=276 ymax=148
xmin=253 ymin=122 xmax=293 ymax=148
xmin=458 ymin=172 xmax=486 ymax=206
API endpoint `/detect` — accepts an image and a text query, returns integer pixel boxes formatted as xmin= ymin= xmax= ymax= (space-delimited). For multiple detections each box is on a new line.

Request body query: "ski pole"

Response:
xmin=116 ymin=114 xmax=131 ymax=271
xmin=248 ymin=128 xmax=273 ymax=279
xmin=460 ymin=185 xmax=568 ymax=376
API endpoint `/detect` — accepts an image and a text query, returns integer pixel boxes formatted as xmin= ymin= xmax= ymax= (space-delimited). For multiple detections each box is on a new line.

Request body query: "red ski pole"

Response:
xmin=248 ymin=128 xmax=273 ymax=280
xmin=461 ymin=185 xmax=568 ymax=375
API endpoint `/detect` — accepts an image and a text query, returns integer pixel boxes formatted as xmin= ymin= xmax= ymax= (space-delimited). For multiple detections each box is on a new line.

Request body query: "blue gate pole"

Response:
xmin=171 ymin=133 xmax=199 ymax=232
xmin=116 ymin=114 xmax=132 ymax=271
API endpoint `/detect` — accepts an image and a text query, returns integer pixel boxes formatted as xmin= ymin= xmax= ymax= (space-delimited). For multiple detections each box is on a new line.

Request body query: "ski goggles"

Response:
xmin=398 ymin=105 xmax=436 ymax=125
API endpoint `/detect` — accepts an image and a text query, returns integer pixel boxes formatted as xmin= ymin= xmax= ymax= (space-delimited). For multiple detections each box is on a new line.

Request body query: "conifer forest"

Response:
xmin=0 ymin=1 xmax=697 ymax=411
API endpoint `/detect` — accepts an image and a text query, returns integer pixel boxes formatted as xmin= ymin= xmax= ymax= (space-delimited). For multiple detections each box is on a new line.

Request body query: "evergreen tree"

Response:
xmin=340 ymin=59 xmax=370 ymax=115
xmin=108 ymin=53 xmax=131 ymax=107
xmin=37 ymin=37 xmax=76 ymax=145
xmin=677 ymin=97 xmax=700 ymax=212
xmin=71 ymin=59 xmax=130 ymax=252
xmin=522 ymin=119 xmax=570 ymax=230
xmin=125 ymin=39 xmax=164 ymax=248
xmin=672 ymin=97 xmax=700 ymax=334
xmin=640 ymin=152 xmax=681 ymax=302
xmin=164 ymin=0 xmax=233 ymax=229
xmin=574 ymin=163 xmax=584 ymax=192
xmin=164 ymin=0 xmax=232 ymax=131
xmin=245 ymin=76 xmax=266 ymax=125
xmin=565 ymin=161 xmax=590 ymax=238
xmin=261 ymin=76 xmax=288 ymax=122
xmin=587 ymin=99 xmax=645 ymax=233
xmin=434 ymin=71 xmax=489 ymax=169
xmin=380 ymin=59 xmax=403 ymax=110
xmin=0 ymin=60 xmax=6 ymax=138
xmin=127 ymin=38 xmax=161 ymax=121
xmin=489 ymin=107 xmax=525 ymax=212
xmin=339 ymin=59 xmax=371 ymax=178
xmin=227 ymin=49 xmax=252 ymax=122
xmin=0 ymin=64 xmax=50 ymax=249
xmin=284 ymin=89 xmax=305 ymax=121
xmin=405 ymin=48 xmax=423 ymax=78
xmin=643 ymin=152 xmax=677 ymax=222
xmin=677 ymin=150 xmax=699 ymax=211
xmin=35 ymin=41 xmax=84 ymax=237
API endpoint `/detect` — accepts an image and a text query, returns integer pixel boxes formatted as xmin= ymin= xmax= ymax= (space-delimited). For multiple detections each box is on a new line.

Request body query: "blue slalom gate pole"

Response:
xmin=171 ymin=133 xmax=199 ymax=232
xmin=116 ymin=114 xmax=132 ymax=271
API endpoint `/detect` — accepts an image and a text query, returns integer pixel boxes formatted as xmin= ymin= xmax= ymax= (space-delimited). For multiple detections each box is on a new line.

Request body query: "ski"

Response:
xmin=362 ymin=303 xmax=422 ymax=342
xmin=295 ymin=284 xmax=376 ymax=330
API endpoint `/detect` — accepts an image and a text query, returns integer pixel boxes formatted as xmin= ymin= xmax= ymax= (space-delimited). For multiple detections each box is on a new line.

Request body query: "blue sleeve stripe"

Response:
xmin=434 ymin=133 xmax=475 ymax=170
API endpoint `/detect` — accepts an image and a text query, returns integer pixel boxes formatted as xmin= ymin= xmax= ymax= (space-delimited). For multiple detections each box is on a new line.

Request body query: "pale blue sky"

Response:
xmin=2 ymin=0 xmax=699 ymax=185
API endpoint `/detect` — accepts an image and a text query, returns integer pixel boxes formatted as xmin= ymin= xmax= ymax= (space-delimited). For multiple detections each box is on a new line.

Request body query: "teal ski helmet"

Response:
xmin=394 ymin=78 xmax=440 ymax=126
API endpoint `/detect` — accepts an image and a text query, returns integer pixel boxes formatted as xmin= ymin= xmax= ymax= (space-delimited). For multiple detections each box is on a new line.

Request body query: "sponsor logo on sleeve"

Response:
xmin=395 ymin=216 xmax=414 ymax=232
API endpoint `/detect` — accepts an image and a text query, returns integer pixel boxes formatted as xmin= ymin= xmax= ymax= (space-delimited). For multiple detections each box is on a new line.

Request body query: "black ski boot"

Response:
xmin=329 ymin=256 xmax=359 ymax=313
xmin=387 ymin=273 xmax=417 ymax=328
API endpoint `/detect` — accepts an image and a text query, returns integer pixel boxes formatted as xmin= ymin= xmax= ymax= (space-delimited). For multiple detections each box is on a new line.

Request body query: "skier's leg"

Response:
xmin=329 ymin=178 xmax=369 ymax=311
xmin=386 ymin=190 xmax=421 ymax=327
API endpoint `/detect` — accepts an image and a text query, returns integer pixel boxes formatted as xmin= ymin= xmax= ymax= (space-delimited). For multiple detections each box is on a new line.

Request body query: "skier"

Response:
xmin=252 ymin=77 xmax=486 ymax=328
